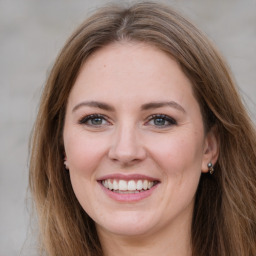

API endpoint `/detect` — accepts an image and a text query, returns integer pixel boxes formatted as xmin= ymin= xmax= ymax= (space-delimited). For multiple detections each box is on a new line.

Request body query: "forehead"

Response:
xmin=68 ymin=41 xmax=196 ymax=109
xmin=81 ymin=41 xmax=181 ymax=81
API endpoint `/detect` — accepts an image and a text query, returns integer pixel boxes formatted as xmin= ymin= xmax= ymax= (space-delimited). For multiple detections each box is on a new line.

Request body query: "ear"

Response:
xmin=201 ymin=126 xmax=219 ymax=173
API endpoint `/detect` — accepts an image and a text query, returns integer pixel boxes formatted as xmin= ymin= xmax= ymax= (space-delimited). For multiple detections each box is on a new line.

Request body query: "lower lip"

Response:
xmin=99 ymin=182 xmax=159 ymax=202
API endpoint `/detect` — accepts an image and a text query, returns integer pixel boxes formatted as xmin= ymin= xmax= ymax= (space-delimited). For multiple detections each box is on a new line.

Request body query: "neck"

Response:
xmin=97 ymin=214 xmax=192 ymax=256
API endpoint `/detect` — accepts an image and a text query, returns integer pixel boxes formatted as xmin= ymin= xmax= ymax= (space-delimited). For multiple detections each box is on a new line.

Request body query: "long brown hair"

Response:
xmin=29 ymin=2 xmax=256 ymax=255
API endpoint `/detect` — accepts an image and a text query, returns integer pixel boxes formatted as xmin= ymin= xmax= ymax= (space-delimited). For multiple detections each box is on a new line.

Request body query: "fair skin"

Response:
xmin=63 ymin=41 xmax=218 ymax=256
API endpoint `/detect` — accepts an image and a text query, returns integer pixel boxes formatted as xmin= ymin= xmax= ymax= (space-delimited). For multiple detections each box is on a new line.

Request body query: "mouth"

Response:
xmin=100 ymin=179 xmax=160 ymax=194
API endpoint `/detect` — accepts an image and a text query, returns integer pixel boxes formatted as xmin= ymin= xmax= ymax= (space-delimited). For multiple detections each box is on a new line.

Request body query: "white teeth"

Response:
xmin=119 ymin=180 xmax=128 ymax=191
xmin=143 ymin=180 xmax=148 ymax=190
xmin=108 ymin=180 xmax=113 ymax=190
xmin=103 ymin=180 xmax=109 ymax=189
xmin=148 ymin=181 xmax=153 ymax=189
xmin=101 ymin=179 xmax=157 ymax=192
xmin=113 ymin=180 xmax=118 ymax=190
xmin=127 ymin=180 xmax=136 ymax=191
xmin=136 ymin=180 xmax=143 ymax=190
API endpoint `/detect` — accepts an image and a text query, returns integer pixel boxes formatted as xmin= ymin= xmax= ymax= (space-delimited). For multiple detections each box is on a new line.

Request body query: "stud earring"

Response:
xmin=64 ymin=160 xmax=69 ymax=170
xmin=207 ymin=162 xmax=214 ymax=174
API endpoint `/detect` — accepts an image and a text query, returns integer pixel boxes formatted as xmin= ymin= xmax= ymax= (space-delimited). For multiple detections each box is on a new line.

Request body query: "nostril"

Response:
xmin=108 ymin=145 xmax=146 ymax=164
xmin=109 ymin=155 xmax=143 ymax=166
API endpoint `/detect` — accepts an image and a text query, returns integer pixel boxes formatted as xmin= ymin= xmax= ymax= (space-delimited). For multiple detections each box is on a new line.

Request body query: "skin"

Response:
xmin=63 ymin=41 xmax=219 ymax=256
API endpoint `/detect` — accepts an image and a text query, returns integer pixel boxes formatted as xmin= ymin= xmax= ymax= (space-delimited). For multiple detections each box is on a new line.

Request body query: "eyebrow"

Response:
xmin=141 ymin=101 xmax=186 ymax=113
xmin=72 ymin=100 xmax=185 ymax=113
xmin=72 ymin=101 xmax=115 ymax=112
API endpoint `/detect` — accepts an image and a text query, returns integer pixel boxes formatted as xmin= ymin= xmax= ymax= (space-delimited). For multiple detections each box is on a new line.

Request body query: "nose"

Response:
xmin=108 ymin=124 xmax=147 ymax=165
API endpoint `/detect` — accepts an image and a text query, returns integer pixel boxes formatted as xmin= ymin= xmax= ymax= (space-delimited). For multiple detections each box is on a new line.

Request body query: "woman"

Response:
xmin=29 ymin=2 xmax=256 ymax=256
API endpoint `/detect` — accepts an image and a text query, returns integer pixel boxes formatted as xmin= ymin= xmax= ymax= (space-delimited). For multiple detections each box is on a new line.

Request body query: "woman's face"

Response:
xmin=63 ymin=42 xmax=217 ymax=238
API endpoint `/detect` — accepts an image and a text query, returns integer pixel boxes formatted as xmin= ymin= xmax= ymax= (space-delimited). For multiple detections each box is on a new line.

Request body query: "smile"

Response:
xmin=101 ymin=179 xmax=158 ymax=193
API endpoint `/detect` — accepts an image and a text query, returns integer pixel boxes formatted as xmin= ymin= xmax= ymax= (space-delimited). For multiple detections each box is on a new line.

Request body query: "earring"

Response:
xmin=207 ymin=162 xmax=214 ymax=174
xmin=64 ymin=160 xmax=69 ymax=170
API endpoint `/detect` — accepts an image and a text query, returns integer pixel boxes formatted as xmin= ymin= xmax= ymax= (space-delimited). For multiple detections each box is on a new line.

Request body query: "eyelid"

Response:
xmin=78 ymin=113 xmax=176 ymax=128
xmin=145 ymin=114 xmax=177 ymax=127
xmin=78 ymin=114 xmax=111 ymax=126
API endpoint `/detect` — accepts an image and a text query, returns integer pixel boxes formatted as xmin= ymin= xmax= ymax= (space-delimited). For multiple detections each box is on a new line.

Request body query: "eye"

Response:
xmin=146 ymin=114 xmax=177 ymax=128
xmin=79 ymin=114 xmax=110 ymax=127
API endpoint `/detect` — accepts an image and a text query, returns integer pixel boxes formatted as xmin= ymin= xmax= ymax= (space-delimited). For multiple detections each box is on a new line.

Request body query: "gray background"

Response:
xmin=1 ymin=0 xmax=255 ymax=255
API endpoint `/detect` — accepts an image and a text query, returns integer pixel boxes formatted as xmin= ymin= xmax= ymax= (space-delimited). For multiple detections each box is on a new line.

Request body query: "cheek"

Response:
xmin=64 ymin=133 xmax=107 ymax=213
xmin=148 ymin=131 xmax=204 ymax=176
xmin=154 ymin=132 xmax=204 ymax=204
xmin=64 ymin=131 xmax=108 ymax=177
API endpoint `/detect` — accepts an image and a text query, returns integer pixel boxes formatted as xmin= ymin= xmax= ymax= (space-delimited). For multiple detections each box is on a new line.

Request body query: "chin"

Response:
xmin=95 ymin=211 xmax=156 ymax=237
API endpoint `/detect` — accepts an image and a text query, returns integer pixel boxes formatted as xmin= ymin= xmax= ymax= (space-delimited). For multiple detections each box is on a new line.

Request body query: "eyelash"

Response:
xmin=79 ymin=114 xmax=110 ymax=127
xmin=78 ymin=113 xmax=177 ymax=128
xmin=146 ymin=114 xmax=177 ymax=128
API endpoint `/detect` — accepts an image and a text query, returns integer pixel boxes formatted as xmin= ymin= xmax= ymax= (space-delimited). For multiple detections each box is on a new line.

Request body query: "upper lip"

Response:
xmin=97 ymin=173 xmax=160 ymax=182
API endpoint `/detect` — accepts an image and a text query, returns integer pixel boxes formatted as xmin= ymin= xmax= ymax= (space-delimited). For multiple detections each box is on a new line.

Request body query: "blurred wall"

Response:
xmin=0 ymin=0 xmax=255 ymax=255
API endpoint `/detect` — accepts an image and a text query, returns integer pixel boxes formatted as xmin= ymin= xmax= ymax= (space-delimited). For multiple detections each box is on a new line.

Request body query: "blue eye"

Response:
xmin=79 ymin=114 xmax=109 ymax=126
xmin=147 ymin=114 xmax=177 ymax=128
